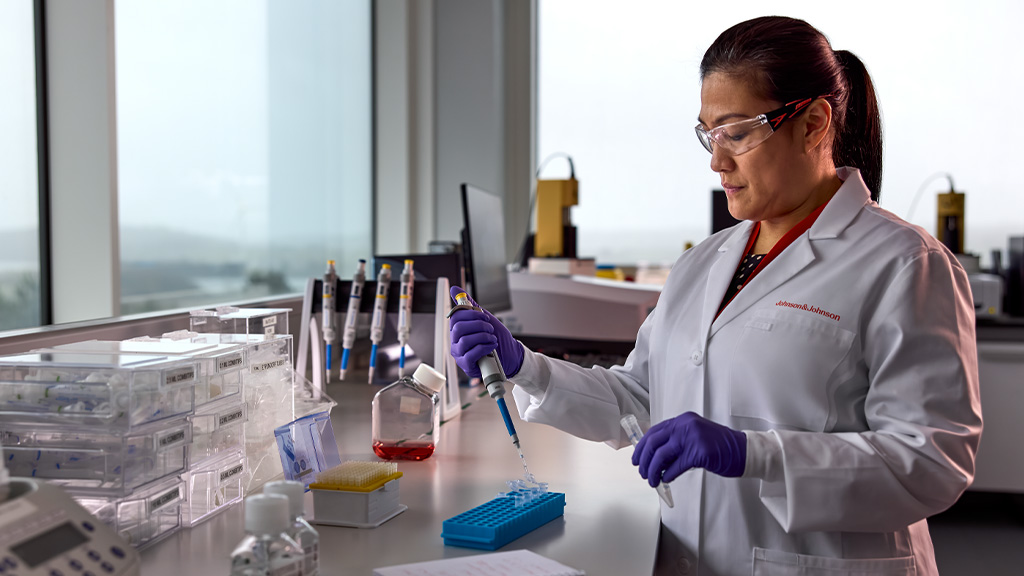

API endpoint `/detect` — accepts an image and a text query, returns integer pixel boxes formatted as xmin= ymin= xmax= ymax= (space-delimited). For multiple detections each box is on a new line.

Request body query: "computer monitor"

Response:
xmin=711 ymin=188 xmax=742 ymax=233
xmin=460 ymin=183 xmax=512 ymax=313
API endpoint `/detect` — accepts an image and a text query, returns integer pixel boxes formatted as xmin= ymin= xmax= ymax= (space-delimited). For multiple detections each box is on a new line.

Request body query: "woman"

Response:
xmin=449 ymin=16 xmax=981 ymax=576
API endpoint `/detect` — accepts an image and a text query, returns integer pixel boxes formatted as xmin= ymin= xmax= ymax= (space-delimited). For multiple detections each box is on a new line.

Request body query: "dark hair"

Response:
xmin=700 ymin=16 xmax=883 ymax=201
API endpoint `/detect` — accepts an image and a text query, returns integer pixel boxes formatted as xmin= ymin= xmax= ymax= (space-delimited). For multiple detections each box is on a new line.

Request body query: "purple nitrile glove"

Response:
xmin=633 ymin=412 xmax=746 ymax=485
xmin=448 ymin=286 xmax=524 ymax=379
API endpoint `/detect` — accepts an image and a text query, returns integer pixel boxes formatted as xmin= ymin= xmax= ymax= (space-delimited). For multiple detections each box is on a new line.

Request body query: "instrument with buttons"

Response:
xmin=0 ymin=478 xmax=141 ymax=576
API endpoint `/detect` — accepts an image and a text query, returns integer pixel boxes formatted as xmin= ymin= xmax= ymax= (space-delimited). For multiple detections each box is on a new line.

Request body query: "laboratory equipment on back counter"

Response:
xmin=450 ymin=292 xmax=533 ymax=480
xmin=397 ymin=259 xmax=415 ymax=377
xmin=620 ymin=414 xmax=675 ymax=508
xmin=0 ymin=444 xmax=143 ymax=576
xmin=322 ymin=260 xmax=338 ymax=379
xmin=371 ymin=363 xmax=444 ymax=460
xmin=340 ymin=259 xmax=367 ymax=380
xmin=367 ymin=264 xmax=392 ymax=384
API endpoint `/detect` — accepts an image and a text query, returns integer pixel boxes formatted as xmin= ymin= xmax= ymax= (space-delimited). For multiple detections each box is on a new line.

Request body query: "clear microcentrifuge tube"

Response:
xmin=621 ymin=414 xmax=675 ymax=508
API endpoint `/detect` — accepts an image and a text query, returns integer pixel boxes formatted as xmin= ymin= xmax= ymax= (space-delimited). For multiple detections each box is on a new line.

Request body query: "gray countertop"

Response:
xmin=141 ymin=380 xmax=660 ymax=575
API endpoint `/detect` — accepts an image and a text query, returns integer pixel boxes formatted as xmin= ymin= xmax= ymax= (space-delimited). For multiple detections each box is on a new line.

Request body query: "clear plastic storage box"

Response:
xmin=43 ymin=338 xmax=245 ymax=407
xmin=190 ymin=307 xmax=290 ymax=338
xmin=75 ymin=475 xmax=186 ymax=550
xmin=181 ymin=448 xmax=245 ymax=527
xmin=0 ymin=418 xmax=192 ymax=496
xmin=0 ymin=351 xmax=198 ymax=430
xmin=190 ymin=396 xmax=246 ymax=464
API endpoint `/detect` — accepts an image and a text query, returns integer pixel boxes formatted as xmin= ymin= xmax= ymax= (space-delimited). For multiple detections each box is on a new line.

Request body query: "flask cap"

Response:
xmin=244 ymin=494 xmax=290 ymax=535
xmin=263 ymin=480 xmax=306 ymax=518
xmin=412 ymin=363 xmax=446 ymax=393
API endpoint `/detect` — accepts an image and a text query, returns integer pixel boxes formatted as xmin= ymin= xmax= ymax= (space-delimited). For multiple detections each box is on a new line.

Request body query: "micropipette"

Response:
xmin=621 ymin=414 xmax=675 ymax=508
xmin=451 ymin=292 xmax=522 ymax=455
xmin=339 ymin=259 xmax=366 ymax=380
xmin=368 ymin=264 xmax=392 ymax=384
xmin=397 ymin=260 xmax=415 ymax=378
xmin=322 ymin=260 xmax=338 ymax=379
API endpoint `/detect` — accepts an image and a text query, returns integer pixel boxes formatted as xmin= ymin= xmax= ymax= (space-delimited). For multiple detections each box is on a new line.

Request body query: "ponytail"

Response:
xmin=832 ymin=50 xmax=883 ymax=202
xmin=701 ymin=17 xmax=885 ymax=201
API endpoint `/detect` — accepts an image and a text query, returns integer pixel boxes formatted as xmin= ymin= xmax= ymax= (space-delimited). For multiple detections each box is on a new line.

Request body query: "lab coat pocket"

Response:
xmin=752 ymin=548 xmax=917 ymax=576
xmin=729 ymin=309 xmax=855 ymax=432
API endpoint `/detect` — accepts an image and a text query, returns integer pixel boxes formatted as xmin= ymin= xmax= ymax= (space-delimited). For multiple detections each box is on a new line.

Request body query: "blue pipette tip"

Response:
xmin=325 ymin=344 xmax=332 ymax=371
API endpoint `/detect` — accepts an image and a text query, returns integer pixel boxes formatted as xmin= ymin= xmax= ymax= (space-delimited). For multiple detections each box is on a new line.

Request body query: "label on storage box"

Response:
xmin=219 ymin=408 xmax=244 ymax=427
xmin=220 ymin=464 xmax=244 ymax=482
xmin=150 ymin=486 xmax=181 ymax=513
xmin=158 ymin=428 xmax=188 ymax=449
xmin=263 ymin=316 xmax=277 ymax=328
xmin=217 ymin=353 xmax=244 ymax=372
xmin=251 ymin=359 xmax=287 ymax=373
xmin=164 ymin=367 xmax=196 ymax=387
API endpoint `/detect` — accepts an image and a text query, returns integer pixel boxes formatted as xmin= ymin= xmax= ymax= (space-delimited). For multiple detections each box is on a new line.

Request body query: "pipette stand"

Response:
xmin=298 ymin=276 xmax=461 ymax=421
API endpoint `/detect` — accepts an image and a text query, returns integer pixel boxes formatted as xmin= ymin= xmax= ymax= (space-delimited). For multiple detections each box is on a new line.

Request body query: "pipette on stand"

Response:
xmin=322 ymin=260 xmax=337 ymax=380
xmin=397 ymin=260 xmax=415 ymax=378
xmin=620 ymin=414 xmax=675 ymax=508
xmin=367 ymin=264 xmax=392 ymax=384
xmin=339 ymin=259 xmax=366 ymax=381
xmin=451 ymin=292 xmax=532 ymax=479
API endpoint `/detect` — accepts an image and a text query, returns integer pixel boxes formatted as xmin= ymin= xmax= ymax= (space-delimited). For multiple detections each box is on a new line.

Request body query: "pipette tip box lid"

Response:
xmin=441 ymin=490 xmax=566 ymax=550
xmin=307 ymin=461 xmax=406 ymax=528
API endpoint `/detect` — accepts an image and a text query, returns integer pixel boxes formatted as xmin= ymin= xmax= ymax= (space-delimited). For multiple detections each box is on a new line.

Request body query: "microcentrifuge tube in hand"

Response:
xmin=621 ymin=414 xmax=674 ymax=508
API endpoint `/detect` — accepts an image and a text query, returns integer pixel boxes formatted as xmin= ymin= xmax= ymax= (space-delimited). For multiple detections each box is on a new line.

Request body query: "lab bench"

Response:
xmin=139 ymin=380 xmax=660 ymax=575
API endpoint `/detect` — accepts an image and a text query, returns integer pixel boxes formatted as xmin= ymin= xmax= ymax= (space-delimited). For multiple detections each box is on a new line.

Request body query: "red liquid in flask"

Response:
xmin=373 ymin=441 xmax=435 ymax=461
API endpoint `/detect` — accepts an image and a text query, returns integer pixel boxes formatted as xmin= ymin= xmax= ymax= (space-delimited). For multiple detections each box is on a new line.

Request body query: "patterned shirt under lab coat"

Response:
xmin=510 ymin=167 xmax=983 ymax=576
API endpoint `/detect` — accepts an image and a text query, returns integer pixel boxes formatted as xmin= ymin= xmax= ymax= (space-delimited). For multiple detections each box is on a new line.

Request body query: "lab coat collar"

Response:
xmin=703 ymin=167 xmax=868 ymax=339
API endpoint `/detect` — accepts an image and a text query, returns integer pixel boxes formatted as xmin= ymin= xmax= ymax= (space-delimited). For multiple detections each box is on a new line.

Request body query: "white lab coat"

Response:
xmin=510 ymin=168 xmax=982 ymax=576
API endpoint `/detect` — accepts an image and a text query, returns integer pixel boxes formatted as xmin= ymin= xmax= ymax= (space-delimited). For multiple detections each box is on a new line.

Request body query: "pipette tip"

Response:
xmin=657 ymin=484 xmax=675 ymax=508
xmin=367 ymin=366 xmax=375 ymax=384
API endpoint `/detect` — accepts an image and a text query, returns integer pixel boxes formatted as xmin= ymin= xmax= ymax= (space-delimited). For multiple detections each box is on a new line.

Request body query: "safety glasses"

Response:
xmin=695 ymin=95 xmax=832 ymax=156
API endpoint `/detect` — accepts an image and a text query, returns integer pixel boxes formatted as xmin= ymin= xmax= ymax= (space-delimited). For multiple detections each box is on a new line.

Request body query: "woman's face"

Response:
xmin=698 ymin=72 xmax=819 ymax=223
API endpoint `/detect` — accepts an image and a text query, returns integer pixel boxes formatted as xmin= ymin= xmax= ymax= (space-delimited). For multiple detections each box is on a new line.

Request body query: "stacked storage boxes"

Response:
xmin=0 ymin=352 xmax=199 ymax=549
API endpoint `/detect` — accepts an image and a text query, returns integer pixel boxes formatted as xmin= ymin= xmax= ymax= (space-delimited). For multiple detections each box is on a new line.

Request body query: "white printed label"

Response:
xmin=164 ymin=367 xmax=196 ymax=387
xmin=264 ymin=326 xmax=276 ymax=336
xmin=217 ymin=353 xmax=243 ymax=372
xmin=251 ymin=358 xmax=287 ymax=373
xmin=150 ymin=487 xmax=181 ymax=513
xmin=158 ymin=428 xmax=188 ymax=449
xmin=220 ymin=464 xmax=244 ymax=482
xmin=263 ymin=316 xmax=278 ymax=328
xmin=219 ymin=408 xmax=244 ymax=427
xmin=399 ymin=396 xmax=422 ymax=415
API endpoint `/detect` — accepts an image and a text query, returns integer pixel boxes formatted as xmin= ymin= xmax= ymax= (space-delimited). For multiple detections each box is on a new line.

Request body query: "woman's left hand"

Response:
xmin=633 ymin=412 xmax=747 ymax=485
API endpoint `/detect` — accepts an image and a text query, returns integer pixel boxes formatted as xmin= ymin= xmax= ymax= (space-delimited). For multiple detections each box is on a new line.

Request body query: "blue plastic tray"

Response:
xmin=441 ymin=491 xmax=565 ymax=550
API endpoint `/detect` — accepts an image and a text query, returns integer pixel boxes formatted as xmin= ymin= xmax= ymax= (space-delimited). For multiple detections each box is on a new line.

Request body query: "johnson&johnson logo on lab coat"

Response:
xmin=776 ymin=300 xmax=840 ymax=321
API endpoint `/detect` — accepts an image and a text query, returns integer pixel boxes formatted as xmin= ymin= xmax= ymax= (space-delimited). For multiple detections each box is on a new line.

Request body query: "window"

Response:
xmin=539 ymin=1 xmax=1022 ymax=268
xmin=115 ymin=0 xmax=372 ymax=315
xmin=0 ymin=0 xmax=42 ymax=330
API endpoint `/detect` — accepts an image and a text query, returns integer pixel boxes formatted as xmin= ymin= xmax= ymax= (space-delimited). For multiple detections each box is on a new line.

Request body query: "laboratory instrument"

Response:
xmin=322 ymin=260 xmax=338 ymax=378
xmin=340 ymin=259 xmax=367 ymax=380
xmin=936 ymin=189 xmax=966 ymax=255
xmin=230 ymin=493 xmax=304 ymax=576
xmin=620 ymin=414 xmax=674 ymax=508
xmin=0 ymin=472 xmax=142 ymax=575
xmin=308 ymin=461 xmax=406 ymax=528
xmin=263 ymin=480 xmax=320 ymax=576
xmin=441 ymin=489 xmax=565 ymax=550
xmin=371 ymin=364 xmax=444 ymax=461
xmin=397 ymin=259 xmax=415 ymax=377
xmin=368 ymin=264 xmax=392 ymax=384
xmin=451 ymin=293 xmax=522 ymax=456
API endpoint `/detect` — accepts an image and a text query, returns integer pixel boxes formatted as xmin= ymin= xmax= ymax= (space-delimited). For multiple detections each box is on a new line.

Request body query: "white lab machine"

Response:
xmin=0 ymin=445 xmax=142 ymax=576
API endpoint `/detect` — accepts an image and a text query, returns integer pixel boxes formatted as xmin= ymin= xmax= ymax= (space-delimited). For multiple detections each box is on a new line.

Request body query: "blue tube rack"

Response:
xmin=441 ymin=490 xmax=565 ymax=550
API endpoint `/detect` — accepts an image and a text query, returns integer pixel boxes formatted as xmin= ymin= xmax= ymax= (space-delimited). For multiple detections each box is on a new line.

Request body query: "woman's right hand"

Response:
xmin=449 ymin=286 xmax=524 ymax=378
